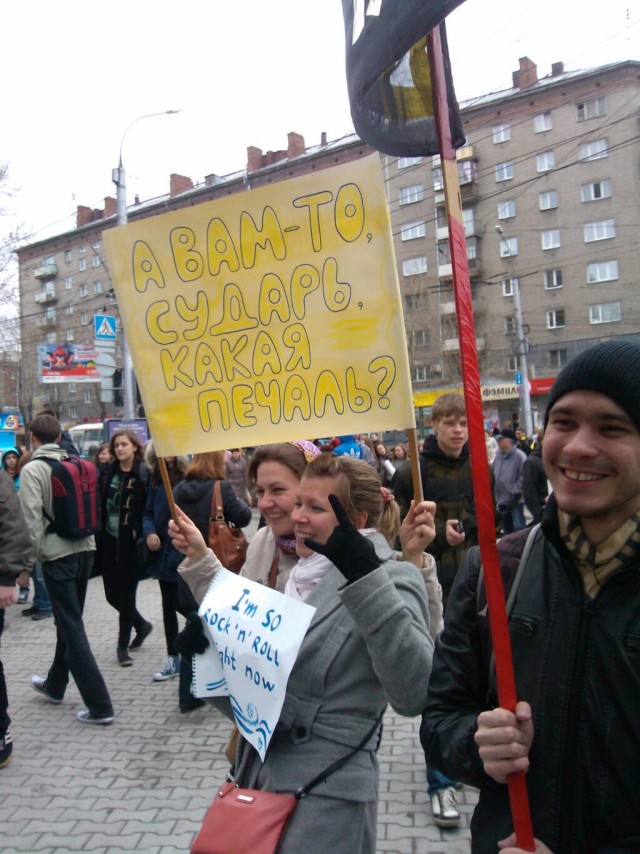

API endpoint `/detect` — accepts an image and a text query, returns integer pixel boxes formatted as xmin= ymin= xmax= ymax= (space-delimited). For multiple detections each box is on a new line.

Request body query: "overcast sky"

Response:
xmin=2 ymin=0 xmax=638 ymax=245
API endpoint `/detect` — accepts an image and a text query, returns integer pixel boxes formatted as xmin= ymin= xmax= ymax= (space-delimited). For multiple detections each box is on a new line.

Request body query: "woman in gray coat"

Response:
xmin=173 ymin=454 xmax=434 ymax=854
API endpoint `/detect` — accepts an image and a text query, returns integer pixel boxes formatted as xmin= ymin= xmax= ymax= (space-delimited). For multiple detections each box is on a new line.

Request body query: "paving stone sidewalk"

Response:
xmin=1 ymin=539 xmax=476 ymax=852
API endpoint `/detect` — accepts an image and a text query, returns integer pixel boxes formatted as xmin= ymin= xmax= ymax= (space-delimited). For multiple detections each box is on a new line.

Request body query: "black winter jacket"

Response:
xmin=421 ymin=496 xmax=640 ymax=853
xmin=391 ymin=435 xmax=489 ymax=598
xmin=172 ymin=477 xmax=251 ymax=544
xmin=98 ymin=459 xmax=148 ymax=552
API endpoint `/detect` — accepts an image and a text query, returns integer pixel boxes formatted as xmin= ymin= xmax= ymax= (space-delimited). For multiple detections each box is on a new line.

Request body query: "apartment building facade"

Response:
xmin=16 ymin=58 xmax=640 ymax=431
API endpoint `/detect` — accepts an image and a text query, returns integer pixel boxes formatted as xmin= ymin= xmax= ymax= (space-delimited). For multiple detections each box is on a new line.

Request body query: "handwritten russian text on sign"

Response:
xmin=103 ymin=155 xmax=414 ymax=456
xmin=194 ymin=568 xmax=315 ymax=760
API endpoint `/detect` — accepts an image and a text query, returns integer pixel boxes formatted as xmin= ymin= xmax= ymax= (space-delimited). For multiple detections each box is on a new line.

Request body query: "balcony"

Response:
xmin=34 ymin=263 xmax=58 ymax=280
xmin=36 ymin=315 xmax=57 ymax=329
xmin=35 ymin=288 xmax=57 ymax=304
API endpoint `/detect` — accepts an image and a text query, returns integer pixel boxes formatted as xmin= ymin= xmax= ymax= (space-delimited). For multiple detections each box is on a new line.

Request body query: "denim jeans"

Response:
xmin=499 ymin=502 xmax=527 ymax=534
xmin=32 ymin=561 xmax=52 ymax=611
xmin=427 ymin=764 xmax=457 ymax=794
xmin=42 ymin=551 xmax=113 ymax=717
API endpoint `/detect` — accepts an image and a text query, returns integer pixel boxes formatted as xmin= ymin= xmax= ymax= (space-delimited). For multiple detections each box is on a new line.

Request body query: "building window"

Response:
xmin=64 ymin=249 xmax=72 ymax=263
xmin=66 ymin=329 xmax=74 ymax=342
xmin=64 ymin=276 xmax=73 ymax=289
xmin=587 ymin=260 xmax=618 ymax=283
xmin=584 ymin=220 xmax=615 ymax=242
xmin=414 ymin=366 xmax=428 ymax=382
xmin=401 ymin=221 xmax=426 ymax=241
xmin=80 ymin=283 xmax=88 ymax=297
xmin=43 ymin=255 xmax=55 ymax=265
xmin=462 ymin=208 xmax=475 ymax=237
xmin=93 ymin=281 xmax=103 ymax=294
xmin=84 ymin=390 xmax=93 ymax=404
xmin=544 ymin=269 xmax=563 ymax=289
xmin=398 ymin=156 xmax=422 ymax=169
xmin=78 ymin=245 xmax=86 ymax=253
xmin=499 ymin=237 xmax=518 ymax=257
xmin=581 ymin=179 xmax=612 ymax=202
xmin=590 ymin=301 xmax=621 ymax=324
xmin=92 ymin=241 xmax=101 ymax=250
xmin=65 ymin=305 xmax=74 ymax=316
xmin=549 ymin=349 xmax=568 ymax=368
xmin=432 ymin=165 xmax=443 ymax=191
xmin=541 ymin=229 xmax=561 ymax=250
xmin=92 ymin=255 xmax=101 ymax=268
xmin=496 ymin=162 xmax=513 ymax=182
xmin=533 ymin=112 xmax=552 ymax=133
xmin=498 ymin=200 xmax=515 ymax=220
xmin=413 ymin=330 xmax=429 ymax=347
xmin=69 ymin=382 xmax=76 ymax=393
xmin=492 ymin=123 xmax=511 ymax=143
xmin=577 ymin=96 xmax=606 ymax=121
xmin=536 ymin=151 xmax=555 ymax=172
xmin=539 ymin=190 xmax=558 ymax=210
xmin=402 ymin=256 xmax=428 ymax=276
xmin=502 ymin=276 xmax=518 ymax=297
xmin=79 ymin=258 xmax=87 ymax=272
xmin=504 ymin=316 xmax=516 ymax=335
xmin=579 ymin=139 xmax=608 ymax=161
xmin=506 ymin=355 xmax=518 ymax=372
xmin=45 ymin=307 xmax=56 ymax=321
xmin=68 ymin=405 xmax=77 ymax=419
xmin=46 ymin=332 xmax=56 ymax=345
xmin=458 ymin=159 xmax=476 ymax=185
xmin=399 ymin=184 xmax=424 ymax=205
xmin=81 ymin=313 xmax=90 ymax=325
xmin=547 ymin=309 xmax=566 ymax=329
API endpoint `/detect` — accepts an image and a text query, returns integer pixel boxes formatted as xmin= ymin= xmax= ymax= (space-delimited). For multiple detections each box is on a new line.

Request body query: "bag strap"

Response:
xmin=267 ymin=547 xmax=279 ymax=590
xmin=295 ymin=708 xmax=385 ymax=799
xmin=211 ymin=480 xmax=225 ymax=522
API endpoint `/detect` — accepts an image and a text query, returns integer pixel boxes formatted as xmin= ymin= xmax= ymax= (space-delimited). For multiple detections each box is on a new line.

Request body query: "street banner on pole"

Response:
xmin=103 ymin=155 xmax=415 ymax=457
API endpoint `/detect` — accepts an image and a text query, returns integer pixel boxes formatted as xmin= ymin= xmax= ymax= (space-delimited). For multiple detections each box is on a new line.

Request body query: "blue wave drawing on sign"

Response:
xmin=205 ymin=678 xmax=227 ymax=691
xmin=230 ymin=696 xmax=273 ymax=751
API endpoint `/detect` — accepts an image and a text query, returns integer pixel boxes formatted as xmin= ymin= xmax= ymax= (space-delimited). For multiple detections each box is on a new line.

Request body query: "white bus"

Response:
xmin=68 ymin=422 xmax=104 ymax=458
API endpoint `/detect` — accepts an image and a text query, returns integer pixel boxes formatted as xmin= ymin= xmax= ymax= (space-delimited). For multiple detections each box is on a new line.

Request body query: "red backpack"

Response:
xmin=41 ymin=455 xmax=101 ymax=539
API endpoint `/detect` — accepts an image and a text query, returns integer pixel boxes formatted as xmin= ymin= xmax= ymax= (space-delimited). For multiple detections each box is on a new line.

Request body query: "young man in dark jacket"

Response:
xmin=422 ymin=341 xmax=640 ymax=853
xmin=393 ymin=392 xmax=488 ymax=827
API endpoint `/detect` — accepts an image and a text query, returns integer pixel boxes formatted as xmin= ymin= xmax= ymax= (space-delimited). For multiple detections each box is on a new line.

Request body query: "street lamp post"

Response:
xmin=111 ymin=110 xmax=180 ymax=419
xmin=495 ymin=225 xmax=534 ymax=438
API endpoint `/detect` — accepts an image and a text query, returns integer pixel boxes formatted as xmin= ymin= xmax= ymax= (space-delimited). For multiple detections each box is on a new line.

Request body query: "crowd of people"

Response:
xmin=0 ymin=339 xmax=639 ymax=852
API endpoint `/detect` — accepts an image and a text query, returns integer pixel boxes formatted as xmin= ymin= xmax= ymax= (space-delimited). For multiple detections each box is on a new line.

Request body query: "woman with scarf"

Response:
xmin=171 ymin=453 xmax=436 ymax=854
xmin=96 ymin=429 xmax=151 ymax=666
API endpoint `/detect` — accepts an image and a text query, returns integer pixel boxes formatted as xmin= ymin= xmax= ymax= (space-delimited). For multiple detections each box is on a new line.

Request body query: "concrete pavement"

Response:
xmin=1 ymin=533 xmax=477 ymax=852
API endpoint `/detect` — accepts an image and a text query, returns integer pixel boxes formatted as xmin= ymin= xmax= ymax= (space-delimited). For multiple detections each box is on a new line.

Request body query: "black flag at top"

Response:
xmin=341 ymin=0 xmax=466 ymax=157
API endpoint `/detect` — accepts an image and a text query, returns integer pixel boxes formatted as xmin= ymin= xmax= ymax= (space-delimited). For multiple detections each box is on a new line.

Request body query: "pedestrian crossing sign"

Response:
xmin=94 ymin=314 xmax=117 ymax=341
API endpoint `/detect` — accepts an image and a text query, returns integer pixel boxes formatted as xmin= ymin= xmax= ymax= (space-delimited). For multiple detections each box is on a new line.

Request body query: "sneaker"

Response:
xmin=153 ymin=655 xmax=180 ymax=681
xmin=117 ymin=647 xmax=133 ymax=667
xmin=17 ymin=587 xmax=29 ymax=605
xmin=0 ymin=730 xmax=13 ymax=768
xmin=430 ymin=786 xmax=461 ymax=828
xmin=31 ymin=610 xmax=52 ymax=621
xmin=129 ymin=620 xmax=153 ymax=651
xmin=76 ymin=709 xmax=114 ymax=726
xmin=31 ymin=675 xmax=63 ymax=704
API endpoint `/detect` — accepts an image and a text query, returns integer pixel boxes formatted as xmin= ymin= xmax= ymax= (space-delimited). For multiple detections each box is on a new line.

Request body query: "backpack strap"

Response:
xmin=476 ymin=523 xmax=542 ymax=695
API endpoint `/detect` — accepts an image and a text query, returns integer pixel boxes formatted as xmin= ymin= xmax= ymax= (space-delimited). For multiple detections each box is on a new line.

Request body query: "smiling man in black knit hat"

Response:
xmin=421 ymin=339 xmax=640 ymax=853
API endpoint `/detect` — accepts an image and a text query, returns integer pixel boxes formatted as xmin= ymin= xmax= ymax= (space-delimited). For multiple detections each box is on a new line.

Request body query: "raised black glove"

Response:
xmin=174 ymin=611 xmax=209 ymax=659
xmin=305 ymin=493 xmax=382 ymax=585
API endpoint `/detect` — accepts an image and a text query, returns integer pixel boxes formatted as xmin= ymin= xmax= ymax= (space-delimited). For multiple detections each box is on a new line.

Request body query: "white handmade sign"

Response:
xmin=193 ymin=568 xmax=315 ymax=760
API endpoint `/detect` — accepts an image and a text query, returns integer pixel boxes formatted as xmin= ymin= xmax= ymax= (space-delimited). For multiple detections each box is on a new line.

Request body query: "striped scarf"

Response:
xmin=558 ymin=510 xmax=640 ymax=598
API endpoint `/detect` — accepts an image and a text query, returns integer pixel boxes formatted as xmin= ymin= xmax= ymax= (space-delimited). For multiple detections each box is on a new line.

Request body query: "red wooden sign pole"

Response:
xmin=426 ymin=24 xmax=535 ymax=852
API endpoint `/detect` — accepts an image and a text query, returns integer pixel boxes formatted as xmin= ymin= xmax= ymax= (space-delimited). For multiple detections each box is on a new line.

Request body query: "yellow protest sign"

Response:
xmin=103 ymin=154 xmax=415 ymax=456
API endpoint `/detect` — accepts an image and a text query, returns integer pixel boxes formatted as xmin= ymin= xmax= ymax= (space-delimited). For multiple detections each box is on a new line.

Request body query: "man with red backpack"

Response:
xmin=19 ymin=414 xmax=114 ymax=725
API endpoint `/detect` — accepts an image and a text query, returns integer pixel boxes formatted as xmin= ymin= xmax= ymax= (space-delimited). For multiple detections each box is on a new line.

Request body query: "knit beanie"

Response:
xmin=544 ymin=340 xmax=640 ymax=430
